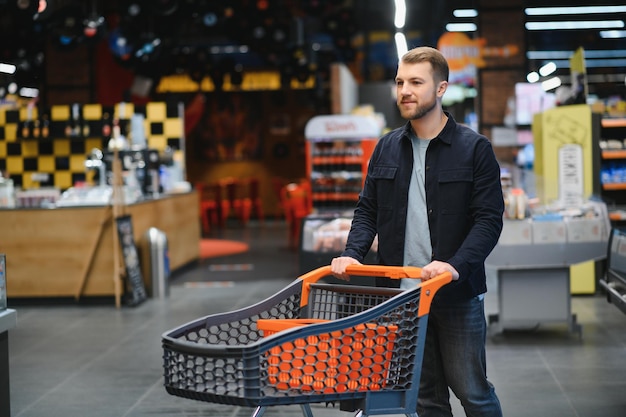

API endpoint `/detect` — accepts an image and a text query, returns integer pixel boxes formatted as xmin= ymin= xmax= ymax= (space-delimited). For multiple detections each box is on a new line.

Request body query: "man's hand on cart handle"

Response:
xmin=330 ymin=256 xmax=362 ymax=280
xmin=331 ymin=257 xmax=459 ymax=281
xmin=422 ymin=260 xmax=459 ymax=281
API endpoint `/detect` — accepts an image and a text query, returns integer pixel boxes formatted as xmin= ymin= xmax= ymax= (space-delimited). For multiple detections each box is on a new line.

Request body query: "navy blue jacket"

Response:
xmin=342 ymin=113 xmax=504 ymax=303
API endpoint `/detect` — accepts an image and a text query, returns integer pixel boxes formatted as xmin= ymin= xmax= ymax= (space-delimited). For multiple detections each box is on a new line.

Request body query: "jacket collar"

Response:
xmin=438 ymin=111 xmax=456 ymax=145
xmin=400 ymin=111 xmax=457 ymax=145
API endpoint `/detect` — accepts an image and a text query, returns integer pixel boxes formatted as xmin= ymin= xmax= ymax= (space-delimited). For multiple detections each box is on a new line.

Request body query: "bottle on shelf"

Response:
xmin=108 ymin=119 xmax=128 ymax=150
xmin=40 ymin=112 xmax=50 ymax=139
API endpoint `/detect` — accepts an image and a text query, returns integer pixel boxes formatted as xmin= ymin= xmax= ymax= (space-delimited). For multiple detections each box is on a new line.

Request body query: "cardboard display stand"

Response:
xmin=111 ymin=147 xmax=146 ymax=307
xmin=116 ymin=215 xmax=147 ymax=306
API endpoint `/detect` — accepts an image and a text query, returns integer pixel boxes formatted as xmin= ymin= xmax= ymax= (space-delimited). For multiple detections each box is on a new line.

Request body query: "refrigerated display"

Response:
xmin=304 ymin=115 xmax=381 ymax=213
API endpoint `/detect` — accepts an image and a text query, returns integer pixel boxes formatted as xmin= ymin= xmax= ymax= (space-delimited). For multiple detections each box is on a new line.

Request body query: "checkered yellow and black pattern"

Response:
xmin=0 ymin=101 xmax=183 ymax=190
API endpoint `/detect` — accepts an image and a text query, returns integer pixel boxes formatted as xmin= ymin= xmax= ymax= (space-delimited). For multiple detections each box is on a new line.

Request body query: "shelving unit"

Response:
xmin=299 ymin=115 xmax=381 ymax=275
xmin=308 ymin=141 xmax=367 ymax=211
xmin=304 ymin=115 xmax=380 ymax=213
xmin=598 ymin=118 xmax=626 ymax=206
xmin=532 ymin=105 xmax=602 ymax=294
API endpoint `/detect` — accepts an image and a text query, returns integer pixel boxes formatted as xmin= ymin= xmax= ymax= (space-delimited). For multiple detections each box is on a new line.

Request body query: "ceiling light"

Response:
xmin=16 ymin=0 xmax=31 ymax=10
xmin=549 ymin=58 xmax=626 ymax=68
xmin=541 ymin=76 xmax=561 ymax=91
xmin=527 ymin=72 xmax=540 ymax=83
xmin=453 ymin=9 xmax=478 ymax=18
xmin=539 ymin=62 xmax=557 ymax=77
xmin=525 ymin=20 xmax=625 ymax=30
xmin=109 ymin=30 xmax=133 ymax=61
xmin=446 ymin=23 xmax=477 ymax=32
xmin=394 ymin=0 xmax=406 ymax=29
xmin=0 ymin=63 xmax=17 ymax=74
xmin=128 ymin=3 xmax=141 ymax=17
xmin=203 ymin=12 xmax=218 ymax=27
xmin=19 ymin=86 xmax=39 ymax=98
xmin=600 ymin=30 xmax=626 ymax=39
xmin=84 ymin=15 xmax=105 ymax=38
xmin=135 ymin=38 xmax=161 ymax=59
xmin=528 ymin=50 xmax=626 ymax=59
xmin=395 ymin=32 xmax=407 ymax=60
xmin=525 ymin=6 xmax=626 ymax=15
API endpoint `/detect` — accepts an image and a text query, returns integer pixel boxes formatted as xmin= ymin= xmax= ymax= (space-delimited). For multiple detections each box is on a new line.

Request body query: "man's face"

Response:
xmin=395 ymin=61 xmax=447 ymax=121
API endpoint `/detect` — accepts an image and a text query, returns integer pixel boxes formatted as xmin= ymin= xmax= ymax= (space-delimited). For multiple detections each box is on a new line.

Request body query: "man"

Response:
xmin=331 ymin=46 xmax=504 ymax=417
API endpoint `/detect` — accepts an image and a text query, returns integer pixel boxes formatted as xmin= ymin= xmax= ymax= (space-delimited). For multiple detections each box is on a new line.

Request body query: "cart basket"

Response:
xmin=162 ymin=265 xmax=451 ymax=415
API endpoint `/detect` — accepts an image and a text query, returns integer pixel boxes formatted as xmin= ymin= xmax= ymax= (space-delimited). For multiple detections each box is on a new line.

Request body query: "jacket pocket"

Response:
xmin=371 ymin=166 xmax=397 ymax=180
xmin=438 ymin=168 xmax=473 ymax=214
xmin=371 ymin=165 xmax=397 ymax=210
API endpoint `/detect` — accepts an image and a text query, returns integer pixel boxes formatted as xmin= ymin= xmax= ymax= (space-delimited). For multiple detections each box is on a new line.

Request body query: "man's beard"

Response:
xmin=398 ymin=95 xmax=437 ymax=120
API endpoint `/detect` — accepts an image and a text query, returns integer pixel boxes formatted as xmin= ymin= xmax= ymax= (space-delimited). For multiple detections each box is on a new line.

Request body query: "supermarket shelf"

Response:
xmin=601 ymin=118 xmax=626 ymax=128
xmin=602 ymin=150 xmax=626 ymax=159
xmin=603 ymin=183 xmax=626 ymax=190
xmin=311 ymin=155 xmax=364 ymax=165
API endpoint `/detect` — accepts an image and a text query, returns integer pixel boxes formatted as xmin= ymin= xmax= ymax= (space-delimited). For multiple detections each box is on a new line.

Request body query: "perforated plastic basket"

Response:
xmin=257 ymin=318 xmax=398 ymax=392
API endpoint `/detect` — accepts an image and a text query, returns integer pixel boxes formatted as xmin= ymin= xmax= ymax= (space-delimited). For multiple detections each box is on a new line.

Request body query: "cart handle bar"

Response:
xmin=298 ymin=265 xmax=452 ymax=317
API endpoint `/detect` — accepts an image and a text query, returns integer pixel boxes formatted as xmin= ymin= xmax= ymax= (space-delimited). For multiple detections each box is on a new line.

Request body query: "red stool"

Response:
xmin=196 ymin=182 xmax=219 ymax=235
xmin=214 ymin=179 xmax=232 ymax=228
xmin=232 ymin=179 xmax=252 ymax=226
xmin=247 ymin=177 xmax=264 ymax=222
xmin=281 ymin=182 xmax=312 ymax=249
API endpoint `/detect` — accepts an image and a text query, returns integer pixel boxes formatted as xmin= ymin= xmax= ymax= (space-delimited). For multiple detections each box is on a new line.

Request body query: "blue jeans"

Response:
xmin=417 ymin=296 xmax=502 ymax=417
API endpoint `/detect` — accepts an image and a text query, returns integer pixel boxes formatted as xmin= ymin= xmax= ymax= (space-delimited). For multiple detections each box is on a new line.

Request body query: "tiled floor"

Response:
xmin=7 ymin=220 xmax=626 ymax=417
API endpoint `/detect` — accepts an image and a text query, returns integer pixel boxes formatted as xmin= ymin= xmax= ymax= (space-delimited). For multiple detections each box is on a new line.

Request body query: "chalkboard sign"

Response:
xmin=116 ymin=215 xmax=147 ymax=306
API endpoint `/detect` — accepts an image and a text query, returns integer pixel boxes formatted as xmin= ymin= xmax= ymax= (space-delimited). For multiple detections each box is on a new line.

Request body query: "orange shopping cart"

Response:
xmin=162 ymin=265 xmax=451 ymax=417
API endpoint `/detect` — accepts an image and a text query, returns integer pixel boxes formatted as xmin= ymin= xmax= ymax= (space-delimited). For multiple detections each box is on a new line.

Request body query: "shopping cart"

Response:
xmin=162 ymin=265 xmax=451 ymax=417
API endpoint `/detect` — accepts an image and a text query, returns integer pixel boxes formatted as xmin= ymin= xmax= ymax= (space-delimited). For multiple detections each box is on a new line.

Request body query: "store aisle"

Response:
xmin=7 ymin=220 xmax=626 ymax=417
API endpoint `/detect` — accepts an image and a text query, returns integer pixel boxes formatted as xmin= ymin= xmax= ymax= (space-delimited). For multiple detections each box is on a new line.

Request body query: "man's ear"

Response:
xmin=437 ymin=81 xmax=448 ymax=97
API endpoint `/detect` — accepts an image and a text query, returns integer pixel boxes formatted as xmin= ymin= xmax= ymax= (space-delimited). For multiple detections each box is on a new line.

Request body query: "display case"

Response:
xmin=298 ymin=214 xmax=378 ymax=284
xmin=0 ymin=192 xmax=199 ymax=301
xmin=304 ymin=115 xmax=381 ymax=212
xmin=532 ymin=105 xmax=603 ymax=294
xmin=486 ymin=200 xmax=610 ymax=335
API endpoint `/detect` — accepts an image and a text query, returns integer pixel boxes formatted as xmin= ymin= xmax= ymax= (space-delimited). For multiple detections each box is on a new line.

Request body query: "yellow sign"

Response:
xmin=569 ymin=47 xmax=586 ymax=74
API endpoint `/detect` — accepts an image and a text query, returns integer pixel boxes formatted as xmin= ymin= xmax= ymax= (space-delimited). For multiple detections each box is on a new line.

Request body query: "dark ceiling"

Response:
xmin=0 ymin=0 xmax=624 ymax=97
xmin=525 ymin=1 xmax=626 ymax=99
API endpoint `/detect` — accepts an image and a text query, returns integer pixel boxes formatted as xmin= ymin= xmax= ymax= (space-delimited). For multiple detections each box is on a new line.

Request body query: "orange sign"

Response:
xmin=437 ymin=32 xmax=519 ymax=86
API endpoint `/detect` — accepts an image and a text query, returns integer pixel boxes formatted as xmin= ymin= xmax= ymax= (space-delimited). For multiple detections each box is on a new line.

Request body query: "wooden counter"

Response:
xmin=0 ymin=191 xmax=200 ymax=300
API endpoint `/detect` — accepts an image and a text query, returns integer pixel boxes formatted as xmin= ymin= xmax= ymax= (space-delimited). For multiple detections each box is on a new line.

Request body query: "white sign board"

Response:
xmin=305 ymin=115 xmax=381 ymax=141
